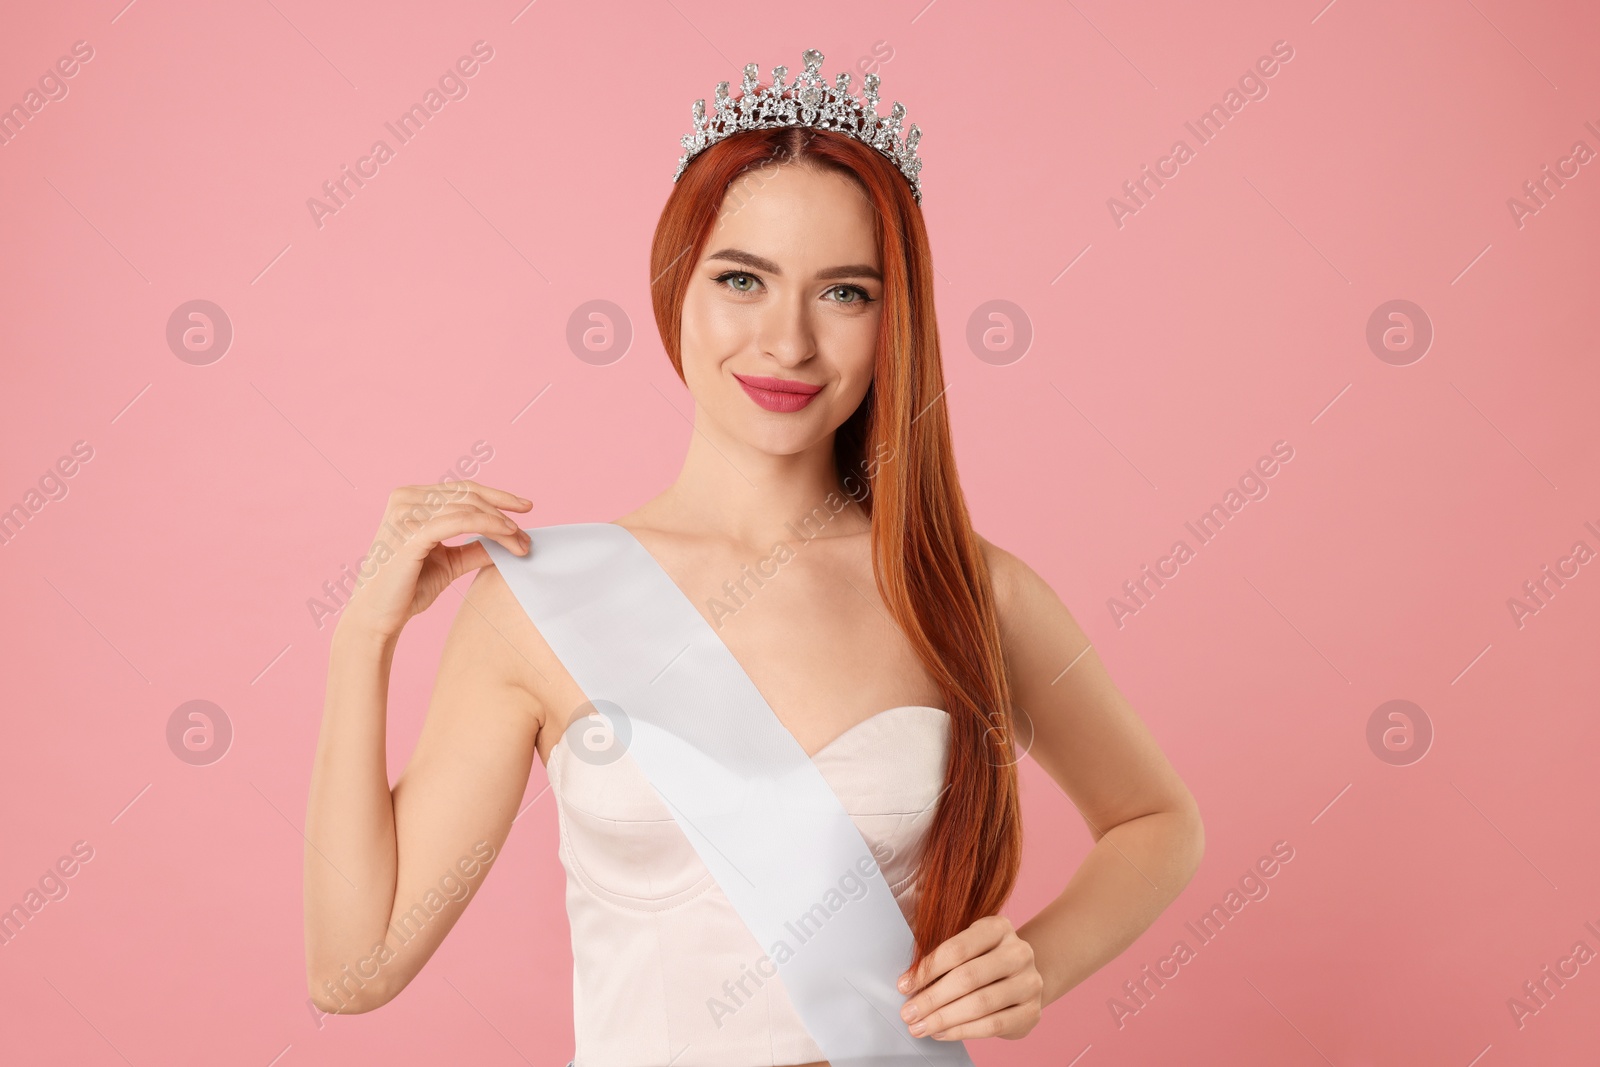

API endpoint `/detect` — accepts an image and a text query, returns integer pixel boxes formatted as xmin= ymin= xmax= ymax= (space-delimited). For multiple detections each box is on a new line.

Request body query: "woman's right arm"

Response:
xmin=302 ymin=480 xmax=544 ymax=1013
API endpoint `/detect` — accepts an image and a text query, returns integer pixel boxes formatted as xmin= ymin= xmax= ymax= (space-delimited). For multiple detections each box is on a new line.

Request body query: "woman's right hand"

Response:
xmin=337 ymin=479 xmax=532 ymax=641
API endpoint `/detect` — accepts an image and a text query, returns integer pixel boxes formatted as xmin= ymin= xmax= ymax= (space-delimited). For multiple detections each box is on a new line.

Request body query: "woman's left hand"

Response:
xmin=897 ymin=914 xmax=1044 ymax=1039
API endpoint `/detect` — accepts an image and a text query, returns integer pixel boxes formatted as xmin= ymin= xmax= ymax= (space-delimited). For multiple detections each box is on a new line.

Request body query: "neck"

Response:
xmin=649 ymin=405 xmax=869 ymax=551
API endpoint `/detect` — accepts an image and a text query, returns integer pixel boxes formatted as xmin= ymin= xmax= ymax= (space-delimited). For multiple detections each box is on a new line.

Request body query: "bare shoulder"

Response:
xmin=973 ymin=530 xmax=1026 ymax=615
xmin=972 ymin=530 xmax=1090 ymax=647
xmin=441 ymin=562 xmax=559 ymax=727
xmin=974 ymin=530 xmax=1046 ymax=615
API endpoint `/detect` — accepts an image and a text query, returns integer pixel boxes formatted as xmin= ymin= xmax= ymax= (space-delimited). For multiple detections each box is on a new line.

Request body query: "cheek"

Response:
xmin=681 ymin=288 xmax=745 ymax=359
xmin=823 ymin=314 xmax=879 ymax=394
xmin=678 ymin=290 xmax=744 ymax=400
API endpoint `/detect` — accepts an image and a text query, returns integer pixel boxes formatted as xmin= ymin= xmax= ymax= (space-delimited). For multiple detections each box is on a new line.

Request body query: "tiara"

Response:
xmin=672 ymin=48 xmax=924 ymax=204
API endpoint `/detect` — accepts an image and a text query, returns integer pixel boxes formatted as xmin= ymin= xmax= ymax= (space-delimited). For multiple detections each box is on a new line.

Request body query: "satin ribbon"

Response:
xmin=480 ymin=522 xmax=971 ymax=1067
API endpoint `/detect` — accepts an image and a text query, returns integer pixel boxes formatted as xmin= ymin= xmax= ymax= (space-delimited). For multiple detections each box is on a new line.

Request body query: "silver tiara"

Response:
xmin=672 ymin=48 xmax=924 ymax=204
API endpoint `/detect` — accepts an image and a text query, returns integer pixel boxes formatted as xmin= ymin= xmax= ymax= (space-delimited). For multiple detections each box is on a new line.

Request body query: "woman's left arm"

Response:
xmin=898 ymin=536 xmax=1206 ymax=1040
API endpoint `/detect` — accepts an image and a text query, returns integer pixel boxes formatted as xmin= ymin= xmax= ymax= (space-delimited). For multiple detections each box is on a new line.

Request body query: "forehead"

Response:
xmin=706 ymin=163 xmax=879 ymax=267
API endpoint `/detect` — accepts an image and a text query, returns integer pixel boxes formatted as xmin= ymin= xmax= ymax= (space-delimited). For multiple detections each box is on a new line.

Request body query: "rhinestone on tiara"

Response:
xmin=672 ymin=48 xmax=924 ymax=204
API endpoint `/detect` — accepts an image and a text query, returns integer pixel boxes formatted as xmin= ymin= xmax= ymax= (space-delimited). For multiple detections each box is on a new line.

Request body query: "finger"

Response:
xmin=905 ymin=943 xmax=1022 ymax=1020
xmin=387 ymin=487 xmax=493 ymax=521
xmin=900 ymin=916 xmax=1010 ymax=995
xmin=912 ymin=970 xmax=1039 ymax=1037
xmin=927 ymin=1001 xmax=1038 ymax=1041
xmin=419 ymin=508 xmax=524 ymax=550
xmin=387 ymin=494 xmax=527 ymax=544
xmin=427 ymin=495 xmax=528 ymax=530
xmin=401 ymin=502 xmax=528 ymax=551
xmin=414 ymin=510 xmax=526 ymax=557
xmin=430 ymin=479 xmax=532 ymax=512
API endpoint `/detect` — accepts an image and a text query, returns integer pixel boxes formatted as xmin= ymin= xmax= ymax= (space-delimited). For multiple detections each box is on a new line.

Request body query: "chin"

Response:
xmin=747 ymin=431 xmax=821 ymax=458
xmin=737 ymin=417 xmax=829 ymax=457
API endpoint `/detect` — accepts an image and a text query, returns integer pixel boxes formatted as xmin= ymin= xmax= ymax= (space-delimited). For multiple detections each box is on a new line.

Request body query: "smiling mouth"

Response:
xmin=733 ymin=373 xmax=822 ymax=412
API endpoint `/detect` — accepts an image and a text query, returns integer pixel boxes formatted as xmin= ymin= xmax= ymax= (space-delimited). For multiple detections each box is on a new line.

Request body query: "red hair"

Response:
xmin=650 ymin=124 xmax=1023 ymax=970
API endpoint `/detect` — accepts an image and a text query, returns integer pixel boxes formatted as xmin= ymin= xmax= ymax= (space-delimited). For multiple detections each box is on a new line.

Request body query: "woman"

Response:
xmin=304 ymin=48 xmax=1204 ymax=1062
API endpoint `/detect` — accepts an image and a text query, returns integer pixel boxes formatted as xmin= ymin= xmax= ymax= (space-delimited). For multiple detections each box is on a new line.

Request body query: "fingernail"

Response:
xmin=908 ymin=1021 xmax=926 ymax=1037
xmin=901 ymin=1003 xmax=919 ymax=1022
xmin=897 ymin=975 xmax=910 ymax=992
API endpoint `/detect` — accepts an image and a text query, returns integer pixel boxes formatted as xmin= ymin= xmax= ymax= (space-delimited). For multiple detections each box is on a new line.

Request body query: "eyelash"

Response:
xmin=711 ymin=271 xmax=874 ymax=305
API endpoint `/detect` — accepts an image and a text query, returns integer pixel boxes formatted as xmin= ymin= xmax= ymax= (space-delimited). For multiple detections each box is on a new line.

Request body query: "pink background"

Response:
xmin=3 ymin=0 xmax=1598 ymax=1064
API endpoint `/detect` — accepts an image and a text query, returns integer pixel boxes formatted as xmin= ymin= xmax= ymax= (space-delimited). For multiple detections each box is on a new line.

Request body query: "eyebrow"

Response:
xmin=705 ymin=247 xmax=882 ymax=283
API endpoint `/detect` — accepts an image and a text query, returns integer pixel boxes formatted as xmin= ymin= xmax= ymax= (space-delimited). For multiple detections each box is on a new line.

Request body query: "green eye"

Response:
xmin=828 ymin=285 xmax=872 ymax=304
xmin=716 ymin=271 xmax=757 ymax=292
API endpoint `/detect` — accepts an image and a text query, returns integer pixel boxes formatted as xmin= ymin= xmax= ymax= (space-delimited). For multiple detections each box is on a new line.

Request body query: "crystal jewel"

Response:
xmin=672 ymin=47 xmax=925 ymax=205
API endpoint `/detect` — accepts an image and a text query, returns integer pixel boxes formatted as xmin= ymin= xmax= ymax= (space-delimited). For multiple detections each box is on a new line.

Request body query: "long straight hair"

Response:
xmin=649 ymin=124 xmax=1023 ymax=969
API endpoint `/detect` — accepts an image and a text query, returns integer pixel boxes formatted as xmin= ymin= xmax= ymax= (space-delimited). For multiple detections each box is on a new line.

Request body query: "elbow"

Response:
xmin=1175 ymin=796 xmax=1205 ymax=883
xmin=305 ymin=966 xmax=395 ymax=1016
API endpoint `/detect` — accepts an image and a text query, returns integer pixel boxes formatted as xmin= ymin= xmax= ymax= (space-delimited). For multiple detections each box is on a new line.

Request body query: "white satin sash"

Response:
xmin=479 ymin=522 xmax=972 ymax=1067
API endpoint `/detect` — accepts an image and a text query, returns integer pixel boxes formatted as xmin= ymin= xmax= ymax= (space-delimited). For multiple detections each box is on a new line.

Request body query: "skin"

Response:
xmin=303 ymin=162 xmax=1204 ymax=1052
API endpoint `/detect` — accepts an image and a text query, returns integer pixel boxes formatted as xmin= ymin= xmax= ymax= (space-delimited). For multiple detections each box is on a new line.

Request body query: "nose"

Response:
xmin=755 ymin=288 xmax=816 ymax=368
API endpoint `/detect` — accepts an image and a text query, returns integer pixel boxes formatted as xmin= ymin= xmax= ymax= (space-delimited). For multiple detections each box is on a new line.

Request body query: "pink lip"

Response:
xmin=733 ymin=373 xmax=822 ymax=413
